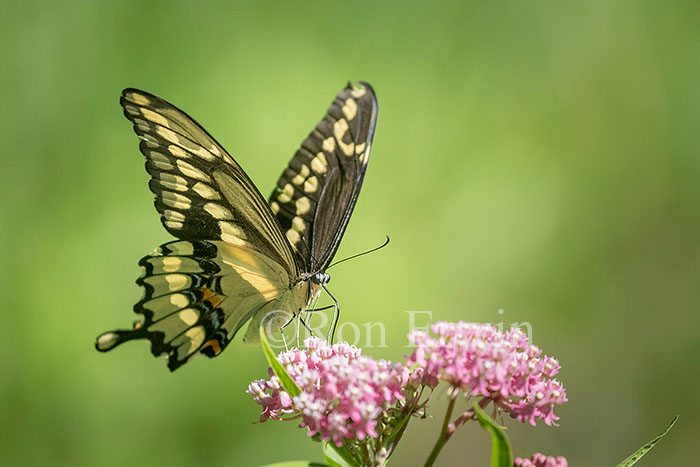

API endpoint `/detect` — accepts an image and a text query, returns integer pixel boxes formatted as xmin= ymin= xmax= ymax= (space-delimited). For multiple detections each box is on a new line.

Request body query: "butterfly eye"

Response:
xmin=310 ymin=273 xmax=330 ymax=285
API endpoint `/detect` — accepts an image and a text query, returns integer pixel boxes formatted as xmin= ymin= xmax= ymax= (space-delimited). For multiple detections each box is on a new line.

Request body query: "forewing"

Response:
xmin=120 ymin=88 xmax=298 ymax=276
xmin=269 ymin=82 xmax=378 ymax=271
xmin=95 ymin=240 xmax=299 ymax=371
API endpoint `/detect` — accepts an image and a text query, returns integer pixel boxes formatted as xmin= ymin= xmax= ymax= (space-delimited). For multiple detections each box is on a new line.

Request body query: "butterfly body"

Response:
xmin=96 ymin=82 xmax=377 ymax=371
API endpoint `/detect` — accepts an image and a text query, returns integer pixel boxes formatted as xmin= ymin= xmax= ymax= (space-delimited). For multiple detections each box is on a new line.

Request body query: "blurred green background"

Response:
xmin=1 ymin=1 xmax=698 ymax=465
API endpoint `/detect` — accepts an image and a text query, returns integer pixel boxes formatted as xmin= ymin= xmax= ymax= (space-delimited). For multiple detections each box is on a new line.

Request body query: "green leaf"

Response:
xmin=615 ymin=415 xmax=679 ymax=466
xmin=322 ymin=441 xmax=363 ymax=467
xmin=259 ymin=326 xmax=301 ymax=397
xmin=254 ymin=462 xmax=329 ymax=467
xmin=473 ymin=403 xmax=513 ymax=467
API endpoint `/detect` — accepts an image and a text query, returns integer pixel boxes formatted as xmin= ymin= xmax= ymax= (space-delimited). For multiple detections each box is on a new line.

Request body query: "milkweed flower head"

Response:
xmin=514 ymin=453 xmax=568 ymax=467
xmin=247 ymin=337 xmax=406 ymax=446
xmin=407 ymin=321 xmax=567 ymax=426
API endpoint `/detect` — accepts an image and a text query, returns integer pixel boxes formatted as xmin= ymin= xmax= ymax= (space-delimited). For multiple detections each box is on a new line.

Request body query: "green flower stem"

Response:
xmin=423 ymin=395 xmax=458 ymax=467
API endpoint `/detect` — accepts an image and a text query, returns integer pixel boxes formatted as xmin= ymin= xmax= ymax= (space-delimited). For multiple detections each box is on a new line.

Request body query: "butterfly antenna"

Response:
xmin=327 ymin=236 xmax=390 ymax=270
xmin=322 ymin=283 xmax=340 ymax=343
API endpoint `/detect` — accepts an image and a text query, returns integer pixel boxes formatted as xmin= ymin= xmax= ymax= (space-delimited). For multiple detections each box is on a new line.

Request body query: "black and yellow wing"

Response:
xmin=269 ymin=82 xmax=378 ymax=272
xmin=96 ymin=89 xmax=305 ymax=371
xmin=95 ymin=83 xmax=377 ymax=371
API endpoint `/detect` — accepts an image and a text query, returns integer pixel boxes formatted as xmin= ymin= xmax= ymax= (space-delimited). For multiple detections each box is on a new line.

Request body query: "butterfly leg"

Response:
xmin=321 ymin=283 xmax=340 ymax=343
xmin=280 ymin=312 xmax=299 ymax=351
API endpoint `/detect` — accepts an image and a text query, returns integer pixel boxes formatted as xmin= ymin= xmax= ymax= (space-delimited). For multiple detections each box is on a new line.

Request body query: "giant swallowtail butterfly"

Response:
xmin=95 ymin=82 xmax=377 ymax=371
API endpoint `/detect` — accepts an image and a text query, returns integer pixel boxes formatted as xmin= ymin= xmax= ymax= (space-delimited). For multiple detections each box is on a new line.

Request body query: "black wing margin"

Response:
xmin=268 ymin=81 xmax=378 ymax=272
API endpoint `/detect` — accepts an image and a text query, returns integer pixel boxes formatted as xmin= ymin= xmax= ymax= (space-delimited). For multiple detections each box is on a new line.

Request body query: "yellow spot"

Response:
xmin=310 ymin=152 xmax=327 ymax=174
xmin=176 ymin=160 xmax=209 ymax=181
xmin=220 ymin=222 xmax=246 ymax=245
xmin=156 ymin=126 xmax=180 ymax=145
xmin=164 ymin=209 xmax=186 ymax=222
xmin=286 ymin=229 xmax=301 ymax=246
xmin=185 ymin=326 xmax=206 ymax=349
xmin=359 ymin=149 xmax=369 ymax=165
xmin=168 ymin=241 xmax=195 ymax=255
xmin=165 ymin=220 xmax=185 ymax=230
xmin=169 ymin=293 xmax=189 ymax=308
xmin=342 ymin=98 xmax=357 ymax=121
xmin=334 ymin=119 xmax=354 ymax=156
xmin=322 ymin=137 xmax=336 ymax=153
xmin=270 ymin=201 xmax=280 ymax=214
xmin=278 ymin=183 xmax=294 ymax=203
xmin=355 ymin=142 xmax=366 ymax=154
xmin=149 ymin=151 xmax=173 ymax=170
xmin=292 ymin=216 xmax=306 ymax=232
xmin=142 ymin=108 xmax=169 ymax=127
xmin=303 ymin=176 xmax=318 ymax=193
xmin=291 ymin=165 xmax=310 ymax=185
xmin=179 ymin=308 xmax=200 ymax=326
xmin=295 ymin=197 xmax=310 ymax=215
xmin=204 ymin=202 xmax=231 ymax=220
xmin=162 ymin=257 xmax=182 ymax=273
xmin=162 ymin=191 xmax=192 ymax=210
xmin=169 ymin=144 xmax=190 ymax=159
xmin=129 ymin=92 xmax=151 ymax=105
xmin=350 ymin=86 xmax=366 ymax=98
xmin=209 ymin=145 xmax=221 ymax=157
xmin=193 ymin=182 xmax=219 ymax=199
xmin=160 ymin=172 xmax=186 ymax=185
xmin=123 ymin=104 xmax=139 ymax=115
xmin=96 ymin=332 xmax=119 ymax=350
xmin=165 ymin=274 xmax=189 ymax=291
xmin=189 ymin=144 xmax=216 ymax=162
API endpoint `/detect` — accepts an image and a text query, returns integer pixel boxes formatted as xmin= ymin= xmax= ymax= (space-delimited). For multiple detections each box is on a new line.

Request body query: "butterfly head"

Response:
xmin=311 ymin=272 xmax=330 ymax=286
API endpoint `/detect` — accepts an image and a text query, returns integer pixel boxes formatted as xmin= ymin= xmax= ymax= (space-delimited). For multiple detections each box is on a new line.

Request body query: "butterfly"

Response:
xmin=95 ymin=82 xmax=378 ymax=371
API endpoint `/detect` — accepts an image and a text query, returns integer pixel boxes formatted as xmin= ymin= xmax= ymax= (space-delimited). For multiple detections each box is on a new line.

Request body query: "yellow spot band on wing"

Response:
xmin=291 ymin=165 xmax=310 ymax=185
xmin=334 ymin=119 xmax=354 ymax=156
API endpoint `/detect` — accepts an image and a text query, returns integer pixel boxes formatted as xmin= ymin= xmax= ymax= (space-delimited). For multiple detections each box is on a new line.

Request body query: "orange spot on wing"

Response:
xmin=203 ymin=339 xmax=222 ymax=355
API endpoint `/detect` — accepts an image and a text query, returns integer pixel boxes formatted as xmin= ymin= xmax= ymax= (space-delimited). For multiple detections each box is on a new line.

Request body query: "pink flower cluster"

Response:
xmin=514 ymin=453 xmax=568 ymax=467
xmin=247 ymin=337 xmax=405 ymax=446
xmin=407 ymin=321 xmax=567 ymax=426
